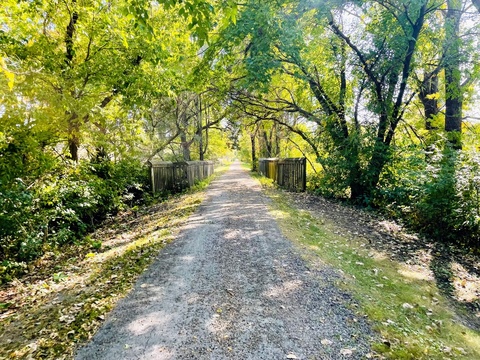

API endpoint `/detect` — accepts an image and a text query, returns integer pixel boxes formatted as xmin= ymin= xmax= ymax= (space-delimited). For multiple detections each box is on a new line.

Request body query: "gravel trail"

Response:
xmin=75 ymin=162 xmax=373 ymax=359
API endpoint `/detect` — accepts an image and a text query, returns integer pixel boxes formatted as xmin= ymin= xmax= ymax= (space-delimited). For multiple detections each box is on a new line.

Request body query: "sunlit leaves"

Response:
xmin=0 ymin=57 xmax=14 ymax=90
xmin=158 ymin=0 xmax=238 ymax=44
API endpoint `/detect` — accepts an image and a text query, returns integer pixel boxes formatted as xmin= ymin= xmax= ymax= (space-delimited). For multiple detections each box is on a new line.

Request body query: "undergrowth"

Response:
xmin=0 ymin=159 xmax=150 ymax=283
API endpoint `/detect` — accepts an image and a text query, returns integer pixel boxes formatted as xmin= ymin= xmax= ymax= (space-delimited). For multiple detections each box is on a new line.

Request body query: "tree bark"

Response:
xmin=251 ymin=132 xmax=257 ymax=171
xmin=65 ymin=1 xmax=79 ymax=161
xmin=67 ymin=113 xmax=80 ymax=162
xmin=65 ymin=0 xmax=78 ymax=68
xmin=444 ymin=0 xmax=463 ymax=149
xmin=198 ymin=96 xmax=204 ymax=161
xmin=419 ymin=71 xmax=439 ymax=130
xmin=181 ymin=132 xmax=191 ymax=161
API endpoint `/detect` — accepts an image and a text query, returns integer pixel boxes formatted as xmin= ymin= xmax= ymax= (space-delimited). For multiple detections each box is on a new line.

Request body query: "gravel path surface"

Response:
xmin=75 ymin=162 xmax=373 ymax=359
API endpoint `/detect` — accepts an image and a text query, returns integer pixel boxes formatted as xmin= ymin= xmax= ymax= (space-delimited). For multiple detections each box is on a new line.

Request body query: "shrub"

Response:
xmin=0 ymin=157 xmax=150 ymax=282
xmin=0 ymin=179 xmax=41 ymax=262
xmin=376 ymin=145 xmax=480 ymax=244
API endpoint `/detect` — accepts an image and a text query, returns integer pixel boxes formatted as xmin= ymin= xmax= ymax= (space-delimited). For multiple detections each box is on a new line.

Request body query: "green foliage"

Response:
xmin=0 ymin=127 xmax=58 ymax=183
xmin=0 ymin=179 xmax=41 ymax=262
xmin=0 ymin=159 xmax=150 ymax=282
xmin=377 ymin=145 xmax=480 ymax=244
xmin=0 ymin=260 xmax=27 ymax=284
xmin=308 ymin=159 xmax=351 ymax=199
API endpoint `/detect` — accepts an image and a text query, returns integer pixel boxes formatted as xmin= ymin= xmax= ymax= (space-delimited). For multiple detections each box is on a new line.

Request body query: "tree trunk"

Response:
xmin=251 ymin=133 xmax=257 ymax=171
xmin=344 ymin=134 xmax=365 ymax=201
xmin=67 ymin=112 xmax=80 ymax=162
xmin=444 ymin=0 xmax=463 ymax=149
xmin=419 ymin=71 xmax=439 ymax=130
xmin=179 ymin=96 xmax=191 ymax=161
xmin=181 ymin=132 xmax=191 ymax=161
xmin=273 ymin=122 xmax=280 ymax=157
xmin=198 ymin=96 xmax=204 ymax=161
xmin=65 ymin=0 xmax=78 ymax=68
xmin=68 ymin=136 xmax=80 ymax=162
xmin=359 ymin=139 xmax=390 ymax=203
xmin=65 ymin=1 xmax=79 ymax=161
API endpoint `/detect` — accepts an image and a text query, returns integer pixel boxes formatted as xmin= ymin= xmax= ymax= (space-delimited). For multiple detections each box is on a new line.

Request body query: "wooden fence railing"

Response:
xmin=259 ymin=158 xmax=306 ymax=192
xmin=148 ymin=160 xmax=214 ymax=193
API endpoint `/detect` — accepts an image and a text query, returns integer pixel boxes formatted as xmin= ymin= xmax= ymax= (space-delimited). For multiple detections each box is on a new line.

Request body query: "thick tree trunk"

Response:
xmin=65 ymin=1 xmax=78 ymax=68
xmin=345 ymin=137 xmax=366 ymax=201
xmin=67 ymin=112 xmax=80 ymax=162
xmin=65 ymin=1 xmax=79 ymax=161
xmin=444 ymin=0 xmax=463 ymax=149
xmin=349 ymin=161 xmax=366 ymax=201
xmin=351 ymin=138 xmax=390 ymax=204
xmin=68 ymin=136 xmax=80 ymax=162
xmin=181 ymin=132 xmax=191 ymax=161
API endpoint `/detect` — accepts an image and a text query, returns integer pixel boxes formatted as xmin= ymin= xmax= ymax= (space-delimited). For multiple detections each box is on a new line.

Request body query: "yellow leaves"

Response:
xmin=85 ymin=252 xmax=96 ymax=258
xmin=120 ymin=32 xmax=129 ymax=49
xmin=425 ymin=92 xmax=440 ymax=100
xmin=0 ymin=56 xmax=14 ymax=90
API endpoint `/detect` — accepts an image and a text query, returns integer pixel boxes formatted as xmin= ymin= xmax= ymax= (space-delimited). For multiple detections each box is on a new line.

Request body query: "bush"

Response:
xmin=308 ymin=167 xmax=351 ymax=199
xmin=376 ymin=145 xmax=480 ymax=244
xmin=0 ymin=158 xmax=150 ymax=281
xmin=0 ymin=179 xmax=42 ymax=262
xmin=38 ymin=159 xmax=150 ymax=246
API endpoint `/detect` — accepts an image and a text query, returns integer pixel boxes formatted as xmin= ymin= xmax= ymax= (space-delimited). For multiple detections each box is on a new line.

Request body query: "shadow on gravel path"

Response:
xmin=75 ymin=162 xmax=374 ymax=360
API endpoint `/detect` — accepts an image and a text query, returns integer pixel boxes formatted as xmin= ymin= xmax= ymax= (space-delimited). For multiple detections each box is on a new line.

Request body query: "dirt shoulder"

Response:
xmin=75 ymin=162 xmax=374 ymax=359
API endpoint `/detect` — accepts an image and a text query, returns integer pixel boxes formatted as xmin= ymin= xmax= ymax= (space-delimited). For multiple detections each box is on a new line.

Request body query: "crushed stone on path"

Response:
xmin=75 ymin=162 xmax=373 ymax=359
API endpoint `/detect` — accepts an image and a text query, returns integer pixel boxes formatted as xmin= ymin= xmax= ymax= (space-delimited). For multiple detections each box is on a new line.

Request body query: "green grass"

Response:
xmin=258 ymin=180 xmax=480 ymax=359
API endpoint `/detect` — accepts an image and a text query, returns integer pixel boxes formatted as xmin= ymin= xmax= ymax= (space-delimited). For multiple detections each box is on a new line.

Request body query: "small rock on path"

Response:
xmin=75 ymin=162 xmax=373 ymax=359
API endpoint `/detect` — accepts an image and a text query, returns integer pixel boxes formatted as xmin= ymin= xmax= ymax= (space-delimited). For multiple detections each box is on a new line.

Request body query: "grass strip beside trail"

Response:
xmin=257 ymin=176 xmax=480 ymax=360
xmin=0 ymin=168 xmax=227 ymax=360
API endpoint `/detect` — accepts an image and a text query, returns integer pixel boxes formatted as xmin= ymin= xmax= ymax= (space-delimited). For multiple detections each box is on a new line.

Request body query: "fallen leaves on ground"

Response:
xmin=321 ymin=339 xmax=333 ymax=346
xmin=340 ymin=348 xmax=354 ymax=356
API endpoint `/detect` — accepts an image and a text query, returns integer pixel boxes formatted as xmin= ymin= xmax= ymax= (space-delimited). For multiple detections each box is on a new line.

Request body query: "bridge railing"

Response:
xmin=258 ymin=158 xmax=306 ymax=192
xmin=148 ymin=160 xmax=214 ymax=193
